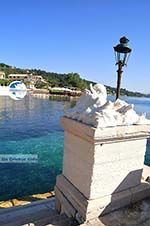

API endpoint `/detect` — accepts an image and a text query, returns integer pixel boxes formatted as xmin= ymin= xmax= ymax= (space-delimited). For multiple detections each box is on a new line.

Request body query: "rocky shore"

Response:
xmin=1 ymin=196 xmax=150 ymax=225
xmin=0 ymin=191 xmax=55 ymax=208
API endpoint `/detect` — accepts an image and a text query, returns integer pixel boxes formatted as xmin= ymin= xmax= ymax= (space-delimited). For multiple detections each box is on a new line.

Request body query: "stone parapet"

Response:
xmin=61 ymin=117 xmax=150 ymax=144
xmin=55 ymin=174 xmax=150 ymax=223
xmin=55 ymin=117 xmax=150 ymax=223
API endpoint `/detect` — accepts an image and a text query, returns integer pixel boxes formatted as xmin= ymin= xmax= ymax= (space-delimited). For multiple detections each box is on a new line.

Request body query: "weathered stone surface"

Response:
xmin=0 ymin=197 xmax=76 ymax=226
xmin=55 ymin=174 xmax=150 ymax=223
xmin=56 ymin=175 xmax=123 ymax=220
xmin=142 ymin=165 xmax=150 ymax=181
xmin=2 ymin=196 xmax=150 ymax=226
xmin=61 ymin=117 xmax=150 ymax=143
xmin=62 ymin=117 xmax=148 ymax=200
xmin=55 ymin=117 xmax=150 ymax=223
xmin=131 ymin=181 xmax=150 ymax=203
xmin=55 ymin=175 xmax=87 ymax=220
xmin=55 ymin=186 xmax=76 ymax=218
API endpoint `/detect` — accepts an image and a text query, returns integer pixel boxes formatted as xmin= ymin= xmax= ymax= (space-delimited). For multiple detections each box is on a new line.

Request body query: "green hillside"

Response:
xmin=0 ymin=63 xmax=148 ymax=97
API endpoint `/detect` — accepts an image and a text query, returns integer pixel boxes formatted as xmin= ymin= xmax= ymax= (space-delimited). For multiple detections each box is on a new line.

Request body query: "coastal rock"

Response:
xmin=65 ymin=83 xmax=150 ymax=128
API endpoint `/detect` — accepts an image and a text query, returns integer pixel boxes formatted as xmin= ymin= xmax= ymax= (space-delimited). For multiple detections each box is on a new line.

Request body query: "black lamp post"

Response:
xmin=114 ymin=37 xmax=132 ymax=100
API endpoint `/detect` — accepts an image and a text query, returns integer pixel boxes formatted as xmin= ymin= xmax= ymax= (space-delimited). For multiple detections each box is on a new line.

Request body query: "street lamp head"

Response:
xmin=114 ymin=36 xmax=132 ymax=66
xmin=114 ymin=36 xmax=132 ymax=100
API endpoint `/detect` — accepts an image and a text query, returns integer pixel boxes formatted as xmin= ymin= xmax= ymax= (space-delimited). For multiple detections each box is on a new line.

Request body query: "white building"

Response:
xmin=0 ymin=71 xmax=5 ymax=79
xmin=8 ymin=74 xmax=29 ymax=81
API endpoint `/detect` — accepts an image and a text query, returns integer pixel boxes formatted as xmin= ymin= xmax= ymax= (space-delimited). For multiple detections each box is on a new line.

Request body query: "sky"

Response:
xmin=0 ymin=0 xmax=149 ymax=93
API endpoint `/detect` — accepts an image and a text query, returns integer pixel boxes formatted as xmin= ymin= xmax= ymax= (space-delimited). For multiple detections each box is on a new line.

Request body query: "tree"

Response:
xmin=35 ymin=81 xmax=47 ymax=89
xmin=64 ymin=73 xmax=87 ymax=90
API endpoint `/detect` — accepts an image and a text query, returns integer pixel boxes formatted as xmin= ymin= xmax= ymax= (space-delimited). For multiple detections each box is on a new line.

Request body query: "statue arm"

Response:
xmin=90 ymin=83 xmax=97 ymax=95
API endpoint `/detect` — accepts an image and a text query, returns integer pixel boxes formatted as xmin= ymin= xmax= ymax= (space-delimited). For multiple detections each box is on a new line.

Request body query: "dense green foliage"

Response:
xmin=0 ymin=63 xmax=91 ymax=91
xmin=0 ymin=63 xmax=149 ymax=97
xmin=0 ymin=79 xmax=11 ymax=86
xmin=34 ymin=80 xmax=47 ymax=89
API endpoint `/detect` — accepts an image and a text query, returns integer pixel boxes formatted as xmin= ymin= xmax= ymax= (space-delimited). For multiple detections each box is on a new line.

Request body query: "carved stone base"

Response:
xmin=55 ymin=174 xmax=150 ymax=224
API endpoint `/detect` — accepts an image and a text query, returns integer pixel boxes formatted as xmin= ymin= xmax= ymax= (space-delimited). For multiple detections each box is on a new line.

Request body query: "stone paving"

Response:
xmin=1 ymin=197 xmax=150 ymax=226
xmin=0 ymin=198 xmax=76 ymax=226
xmin=82 ymin=197 xmax=150 ymax=226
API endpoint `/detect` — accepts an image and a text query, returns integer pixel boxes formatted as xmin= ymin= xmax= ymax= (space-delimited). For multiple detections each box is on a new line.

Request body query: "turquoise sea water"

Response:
xmin=0 ymin=95 xmax=150 ymax=201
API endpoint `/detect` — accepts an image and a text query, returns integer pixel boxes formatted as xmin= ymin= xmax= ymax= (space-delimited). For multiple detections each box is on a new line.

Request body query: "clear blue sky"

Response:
xmin=0 ymin=0 xmax=149 ymax=93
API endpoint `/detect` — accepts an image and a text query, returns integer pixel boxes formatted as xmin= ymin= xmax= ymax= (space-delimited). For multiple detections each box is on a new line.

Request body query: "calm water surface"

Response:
xmin=0 ymin=95 xmax=150 ymax=201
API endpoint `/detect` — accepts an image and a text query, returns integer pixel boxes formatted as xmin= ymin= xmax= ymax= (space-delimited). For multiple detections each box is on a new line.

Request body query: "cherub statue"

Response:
xmin=65 ymin=83 xmax=150 ymax=127
xmin=65 ymin=83 xmax=107 ymax=120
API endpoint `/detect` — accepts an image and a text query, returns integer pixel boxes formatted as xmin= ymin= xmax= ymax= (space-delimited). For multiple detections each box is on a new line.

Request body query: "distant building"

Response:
xmin=0 ymin=71 xmax=5 ymax=79
xmin=31 ymin=75 xmax=47 ymax=84
xmin=32 ymin=75 xmax=43 ymax=81
xmin=8 ymin=74 xmax=29 ymax=81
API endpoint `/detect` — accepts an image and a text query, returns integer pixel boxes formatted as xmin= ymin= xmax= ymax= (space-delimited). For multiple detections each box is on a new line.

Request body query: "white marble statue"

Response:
xmin=65 ymin=83 xmax=150 ymax=128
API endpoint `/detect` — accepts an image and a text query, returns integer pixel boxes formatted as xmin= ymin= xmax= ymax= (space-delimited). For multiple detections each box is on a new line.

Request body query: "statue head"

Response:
xmin=93 ymin=83 xmax=107 ymax=97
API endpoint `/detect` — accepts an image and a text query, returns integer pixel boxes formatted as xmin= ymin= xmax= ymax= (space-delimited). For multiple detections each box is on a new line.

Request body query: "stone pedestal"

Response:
xmin=55 ymin=117 xmax=150 ymax=223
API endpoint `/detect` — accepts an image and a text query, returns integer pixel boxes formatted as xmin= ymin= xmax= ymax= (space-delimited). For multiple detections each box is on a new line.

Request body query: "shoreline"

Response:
xmin=30 ymin=92 xmax=150 ymax=100
xmin=0 ymin=191 xmax=55 ymax=208
xmin=30 ymin=92 xmax=80 ymax=100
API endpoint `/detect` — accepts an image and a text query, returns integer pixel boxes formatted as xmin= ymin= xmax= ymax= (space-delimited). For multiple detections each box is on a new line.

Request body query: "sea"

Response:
xmin=0 ymin=95 xmax=150 ymax=201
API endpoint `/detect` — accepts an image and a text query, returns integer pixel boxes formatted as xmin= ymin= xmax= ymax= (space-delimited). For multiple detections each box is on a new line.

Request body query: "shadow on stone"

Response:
xmin=99 ymin=169 xmax=150 ymax=226
xmin=0 ymin=198 xmax=77 ymax=226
